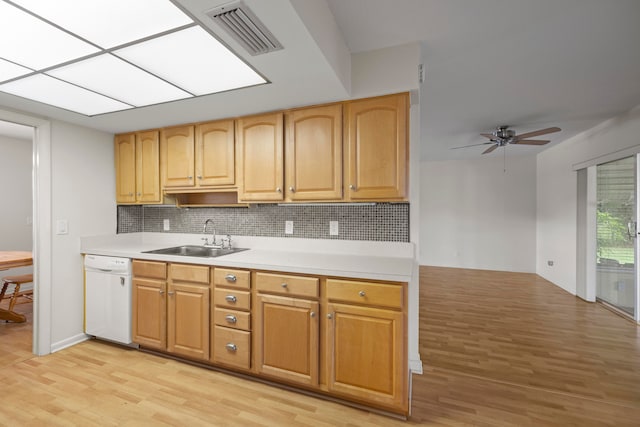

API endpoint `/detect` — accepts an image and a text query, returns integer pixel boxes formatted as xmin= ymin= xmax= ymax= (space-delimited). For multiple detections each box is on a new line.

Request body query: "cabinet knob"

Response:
xmin=188 ymin=176 xmax=193 ymax=180
xmin=276 ymin=187 xmax=282 ymax=193
xmin=225 ymin=295 xmax=237 ymax=303
xmin=359 ymin=290 xmax=366 ymax=297
xmin=168 ymin=291 xmax=175 ymax=296
xmin=225 ymin=315 xmax=237 ymax=324
xmin=137 ymin=192 xmax=141 ymax=196
xmin=225 ymin=274 xmax=237 ymax=282
xmin=197 ymin=175 xmax=202 ymax=180
xmin=349 ymin=184 xmax=356 ymax=191
xmin=129 ymin=192 xmax=134 ymax=196
xmin=289 ymin=186 xmax=295 ymax=193
xmin=281 ymin=283 xmax=288 ymax=288
xmin=310 ymin=311 xmax=316 ymax=318
xmin=225 ymin=343 xmax=237 ymax=352
xmin=327 ymin=313 xmax=333 ymax=319
xmin=159 ymin=289 xmax=165 ymax=295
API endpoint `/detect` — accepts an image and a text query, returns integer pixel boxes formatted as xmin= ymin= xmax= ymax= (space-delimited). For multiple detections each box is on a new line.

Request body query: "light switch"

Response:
xmin=56 ymin=219 xmax=68 ymax=235
xmin=285 ymin=221 xmax=293 ymax=235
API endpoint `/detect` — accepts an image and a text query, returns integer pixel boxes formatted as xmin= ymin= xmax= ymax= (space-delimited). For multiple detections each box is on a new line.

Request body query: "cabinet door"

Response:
xmin=344 ymin=93 xmax=408 ymax=201
xmin=196 ymin=120 xmax=235 ymax=187
xmin=136 ymin=130 xmax=160 ymax=203
xmin=326 ymin=303 xmax=407 ymax=412
xmin=237 ymin=113 xmax=284 ymax=201
xmin=255 ymin=294 xmax=319 ymax=387
xmin=167 ymin=283 xmax=210 ymax=360
xmin=115 ymin=133 xmax=136 ymax=203
xmin=285 ymin=104 xmax=342 ymax=201
xmin=161 ymin=125 xmax=195 ymax=188
xmin=132 ymin=278 xmax=166 ymax=349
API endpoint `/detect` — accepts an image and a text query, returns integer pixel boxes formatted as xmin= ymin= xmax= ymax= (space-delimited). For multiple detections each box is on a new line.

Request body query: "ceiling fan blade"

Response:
xmin=482 ymin=144 xmax=498 ymax=154
xmin=480 ymin=133 xmax=494 ymax=139
xmin=514 ymin=127 xmax=561 ymax=140
xmin=451 ymin=142 xmax=494 ymax=150
xmin=514 ymin=139 xmax=550 ymax=146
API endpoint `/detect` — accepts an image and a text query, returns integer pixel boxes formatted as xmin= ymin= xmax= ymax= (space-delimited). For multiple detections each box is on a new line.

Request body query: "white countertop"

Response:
xmin=80 ymin=233 xmax=415 ymax=282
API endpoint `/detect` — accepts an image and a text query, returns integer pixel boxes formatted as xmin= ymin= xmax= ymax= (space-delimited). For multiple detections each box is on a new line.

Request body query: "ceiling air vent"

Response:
xmin=205 ymin=1 xmax=283 ymax=56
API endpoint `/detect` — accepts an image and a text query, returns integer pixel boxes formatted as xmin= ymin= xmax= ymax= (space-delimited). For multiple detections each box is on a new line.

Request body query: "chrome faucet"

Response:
xmin=202 ymin=219 xmax=219 ymax=247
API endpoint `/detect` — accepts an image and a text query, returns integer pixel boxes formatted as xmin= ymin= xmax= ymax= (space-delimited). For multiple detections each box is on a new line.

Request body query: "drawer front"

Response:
xmin=213 ymin=326 xmax=250 ymax=370
xmin=213 ymin=288 xmax=251 ymax=310
xmin=326 ymin=279 xmax=404 ymax=309
xmin=213 ymin=268 xmax=250 ymax=289
xmin=255 ymin=272 xmax=319 ymax=298
xmin=133 ymin=260 xmax=166 ymax=280
xmin=214 ymin=308 xmax=251 ymax=330
xmin=170 ymin=263 xmax=210 ymax=284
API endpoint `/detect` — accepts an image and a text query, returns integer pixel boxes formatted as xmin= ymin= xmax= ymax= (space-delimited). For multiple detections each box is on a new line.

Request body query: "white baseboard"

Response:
xmin=50 ymin=333 xmax=90 ymax=353
xmin=410 ymin=357 xmax=423 ymax=374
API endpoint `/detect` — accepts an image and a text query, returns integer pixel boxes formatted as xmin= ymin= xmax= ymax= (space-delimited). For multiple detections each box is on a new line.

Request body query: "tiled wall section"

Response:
xmin=117 ymin=204 xmax=409 ymax=242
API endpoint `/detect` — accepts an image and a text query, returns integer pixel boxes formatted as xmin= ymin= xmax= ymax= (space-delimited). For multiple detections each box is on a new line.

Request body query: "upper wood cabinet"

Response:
xmin=344 ymin=93 xmax=409 ymax=201
xmin=196 ymin=120 xmax=235 ymax=187
xmin=285 ymin=104 xmax=342 ymax=201
xmin=236 ymin=112 xmax=284 ymax=201
xmin=161 ymin=125 xmax=195 ymax=188
xmin=115 ymin=131 xmax=161 ymax=204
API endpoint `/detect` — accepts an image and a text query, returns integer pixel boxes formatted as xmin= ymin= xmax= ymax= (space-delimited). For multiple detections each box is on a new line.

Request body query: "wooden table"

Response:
xmin=0 ymin=251 xmax=33 ymax=322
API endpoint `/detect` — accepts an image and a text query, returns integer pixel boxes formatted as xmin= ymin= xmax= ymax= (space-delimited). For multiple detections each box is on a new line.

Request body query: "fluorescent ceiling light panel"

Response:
xmin=0 ymin=74 xmax=132 ymax=116
xmin=0 ymin=1 xmax=99 ymax=69
xmin=115 ymin=26 xmax=266 ymax=96
xmin=0 ymin=58 xmax=32 ymax=83
xmin=10 ymin=0 xmax=193 ymax=49
xmin=47 ymin=54 xmax=192 ymax=107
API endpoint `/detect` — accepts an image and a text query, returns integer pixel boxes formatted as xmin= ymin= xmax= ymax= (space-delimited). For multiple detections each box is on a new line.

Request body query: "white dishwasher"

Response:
xmin=84 ymin=255 xmax=133 ymax=345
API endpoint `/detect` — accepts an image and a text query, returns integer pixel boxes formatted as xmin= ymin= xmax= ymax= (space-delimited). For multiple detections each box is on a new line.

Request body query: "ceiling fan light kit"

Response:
xmin=453 ymin=125 xmax=561 ymax=154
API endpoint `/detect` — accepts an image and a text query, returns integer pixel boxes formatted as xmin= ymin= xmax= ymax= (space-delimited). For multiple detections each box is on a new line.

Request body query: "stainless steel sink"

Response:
xmin=143 ymin=245 xmax=248 ymax=258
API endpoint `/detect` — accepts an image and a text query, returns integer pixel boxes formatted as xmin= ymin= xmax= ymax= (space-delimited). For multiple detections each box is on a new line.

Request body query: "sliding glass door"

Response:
xmin=596 ymin=156 xmax=637 ymax=318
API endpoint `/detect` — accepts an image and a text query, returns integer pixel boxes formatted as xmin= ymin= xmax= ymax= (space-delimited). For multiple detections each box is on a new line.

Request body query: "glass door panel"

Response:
xmin=596 ymin=156 xmax=636 ymax=318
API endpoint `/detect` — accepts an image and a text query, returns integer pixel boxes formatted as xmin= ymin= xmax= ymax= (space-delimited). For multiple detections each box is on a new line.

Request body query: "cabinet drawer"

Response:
xmin=133 ymin=260 xmax=166 ymax=279
xmin=214 ymin=288 xmax=251 ymax=310
xmin=213 ymin=268 xmax=250 ymax=289
xmin=170 ymin=263 xmax=209 ymax=284
xmin=214 ymin=308 xmax=250 ymax=330
xmin=213 ymin=326 xmax=250 ymax=370
xmin=255 ymin=272 xmax=318 ymax=298
xmin=326 ymin=279 xmax=404 ymax=309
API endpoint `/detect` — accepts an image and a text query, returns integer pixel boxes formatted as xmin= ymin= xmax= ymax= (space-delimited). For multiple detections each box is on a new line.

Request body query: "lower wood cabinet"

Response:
xmin=132 ymin=260 xmax=167 ymax=349
xmin=167 ymin=282 xmax=210 ymax=360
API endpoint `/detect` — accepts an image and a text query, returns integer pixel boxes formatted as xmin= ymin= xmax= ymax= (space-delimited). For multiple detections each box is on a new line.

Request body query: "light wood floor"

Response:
xmin=1 ymin=267 xmax=639 ymax=426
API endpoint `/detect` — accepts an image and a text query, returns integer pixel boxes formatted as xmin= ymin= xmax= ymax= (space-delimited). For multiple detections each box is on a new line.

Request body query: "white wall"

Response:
xmin=49 ymin=120 xmax=116 ymax=350
xmin=420 ymin=154 xmax=537 ymax=273
xmin=537 ymin=105 xmax=640 ymax=295
xmin=0 ymin=134 xmax=33 ymax=278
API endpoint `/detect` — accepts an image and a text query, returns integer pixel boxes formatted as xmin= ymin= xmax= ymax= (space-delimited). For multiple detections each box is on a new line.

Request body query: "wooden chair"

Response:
xmin=0 ymin=273 xmax=33 ymax=322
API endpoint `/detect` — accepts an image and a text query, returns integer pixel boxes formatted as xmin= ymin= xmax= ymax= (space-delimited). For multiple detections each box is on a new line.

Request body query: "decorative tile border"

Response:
xmin=117 ymin=203 xmax=409 ymax=242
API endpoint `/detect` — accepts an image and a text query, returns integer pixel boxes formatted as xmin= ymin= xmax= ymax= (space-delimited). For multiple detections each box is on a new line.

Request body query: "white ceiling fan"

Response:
xmin=453 ymin=125 xmax=562 ymax=154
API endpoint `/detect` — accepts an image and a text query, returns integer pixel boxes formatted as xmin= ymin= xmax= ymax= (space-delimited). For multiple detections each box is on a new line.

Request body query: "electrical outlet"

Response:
xmin=285 ymin=221 xmax=294 ymax=234
xmin=329 ymin=221 xmax=339 ymax=236
xmin=163 ymin=219 xmax=170 ymax=231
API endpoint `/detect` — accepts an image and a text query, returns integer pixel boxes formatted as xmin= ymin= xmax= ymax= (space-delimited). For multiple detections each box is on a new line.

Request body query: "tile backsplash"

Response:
xmin=117 ymin=203 xmax=409 ymax=242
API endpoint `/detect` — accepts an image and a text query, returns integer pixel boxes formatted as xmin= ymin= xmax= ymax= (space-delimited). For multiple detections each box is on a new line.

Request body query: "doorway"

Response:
xmin=596 ymin=156 xmax=638 ymax=319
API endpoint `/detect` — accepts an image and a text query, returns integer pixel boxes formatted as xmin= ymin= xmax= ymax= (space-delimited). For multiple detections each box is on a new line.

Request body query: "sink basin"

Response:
xmin=143 ymin=245 xmax=249 ymax=258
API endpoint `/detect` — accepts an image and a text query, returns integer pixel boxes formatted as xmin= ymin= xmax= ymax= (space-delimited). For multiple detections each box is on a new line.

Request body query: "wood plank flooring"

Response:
xmin=1 ymin=267 xmax=639 ymax=425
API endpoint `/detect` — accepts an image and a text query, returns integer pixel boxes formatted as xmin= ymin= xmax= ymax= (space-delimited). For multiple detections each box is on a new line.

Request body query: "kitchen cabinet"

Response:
xmin=132 ymin=260 xmax=167 ymax=349
xmin=344 ymin=92 xmax=408 ymax=201
xmin=211 ymin=267 xmax=252 ymax=370
xmin=325 ymin=278 xmax=407 ymax=412
xmin=161 ymin=125 xmax=195 ymax=188
xmin=255 ymin=272 xmax=319 ymax=387
xmin=115 ymin=131 xmax=161 ymax=204
xmin=236 ymin=112 xmax=284 ymax=201
xmin=284 ymin=104 xmax=342 ymax=201
xmin=167 ymin=263 xmax=210 ymax=361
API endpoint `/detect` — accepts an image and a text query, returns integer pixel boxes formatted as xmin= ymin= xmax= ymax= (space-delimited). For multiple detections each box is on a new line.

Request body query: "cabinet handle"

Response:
xmin=225 ymin=343 xmax=237 ymax=352
xmin=225 ymin=315 xmax=237 ymax=324
xmin=281 ymin=283 xmax=288 ymax=288
xmin=276 ymin=187 xmax=282 ymax=193
xmin=327 ymin=313 xmax=333 ymax=319
xmin=310 ymin=311 xmax=316 ymax=318
xmin=225 ymin=295 xmax=237 ymax=303
xmin=349 ymin=184 xmax=356 ymax=191
xmin=225 ymin=274 xmax=237 ymax=282
xmin=289 ymin=186 xmax=295 ymax=193
xmin=168 ymin=291 xmax=175 ymax=296
xmin=359 ymin=290 xmax=366 ymax=297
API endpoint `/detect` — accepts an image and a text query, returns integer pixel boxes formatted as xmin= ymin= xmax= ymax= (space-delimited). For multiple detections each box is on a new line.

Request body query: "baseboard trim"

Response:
xmin=51 ymin=333 xmax=90 ymax=353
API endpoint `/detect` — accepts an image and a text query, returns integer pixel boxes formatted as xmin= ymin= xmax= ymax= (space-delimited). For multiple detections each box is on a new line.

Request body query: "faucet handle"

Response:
xmin=201 ymin=236 xmax=210 ymax=245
